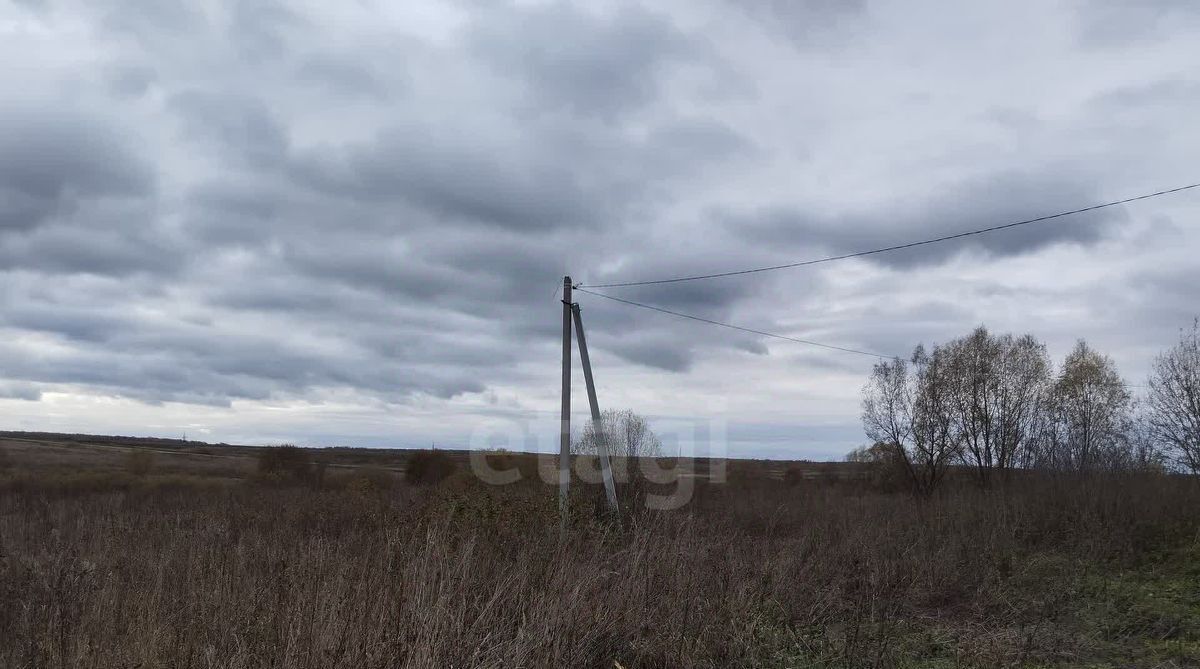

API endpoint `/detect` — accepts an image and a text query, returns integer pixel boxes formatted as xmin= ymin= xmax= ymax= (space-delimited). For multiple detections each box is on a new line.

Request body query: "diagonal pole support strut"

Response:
xmin=572 ymin=302 xmax=620 ymax=514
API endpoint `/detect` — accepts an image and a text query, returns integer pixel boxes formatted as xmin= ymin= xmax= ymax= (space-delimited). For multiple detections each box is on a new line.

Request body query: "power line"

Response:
xmin=579 ymin=182 xmax=1200 ymax=288
xmin=574 ymin=287 xmax=891 ymax=359
xmin=574 ymin=288 xmax=1170 ymax=383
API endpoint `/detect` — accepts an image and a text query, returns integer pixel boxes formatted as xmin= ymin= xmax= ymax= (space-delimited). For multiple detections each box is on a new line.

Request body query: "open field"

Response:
xmin=1 ymin=434 xmax=1198 ymax=668
xmin=0 ymin=431 xmax=875 ymax=487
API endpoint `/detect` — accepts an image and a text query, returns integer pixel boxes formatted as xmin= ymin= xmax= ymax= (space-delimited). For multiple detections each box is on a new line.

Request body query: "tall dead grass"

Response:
xmin=0 ymin=471 xmax=1197 ymax=667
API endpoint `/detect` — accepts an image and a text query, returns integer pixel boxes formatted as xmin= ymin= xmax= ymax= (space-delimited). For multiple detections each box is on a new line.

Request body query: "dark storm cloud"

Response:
xmin=0 ymin=108 xmax=153 ymax=231
xmin=291 ymin=130 xmax=601 ymax=231
xmin=287 ymin=111 xmax=747 ymax=235
xmin=732 ymin=170 xmax=1127 ymax=268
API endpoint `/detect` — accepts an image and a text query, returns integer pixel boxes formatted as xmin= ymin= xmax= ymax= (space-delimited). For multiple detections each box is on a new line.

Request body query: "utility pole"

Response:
xmin=560 ymin=276 xmax=573 ymax=532
xmin=572 ymin=303 xmax=619 ymax=514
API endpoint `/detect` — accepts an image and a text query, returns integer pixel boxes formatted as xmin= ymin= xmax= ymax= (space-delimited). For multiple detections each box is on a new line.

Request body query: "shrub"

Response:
xmin=404 ymin=449 xmax=456 ymax=485
xmin=848 ymin=442 xmax=911 ymax=492
xmin=782 ymin=466 xmax=807 ymax=487
xmin=255 ymin=445 xmax=312 ymax=484
xmin=345 ymin=468 xmax=396 ymax=494
xmin=479 ymin=449 xmax=541 ymax=481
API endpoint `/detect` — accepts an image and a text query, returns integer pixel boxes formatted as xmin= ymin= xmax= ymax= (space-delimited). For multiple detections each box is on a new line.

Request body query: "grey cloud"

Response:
xmin=736 ymin=0 xmax=868 ymax=47
xmin=286 ymin=110 xmax=747 ymax=236
xmin=848 ymin=300 xmax=980 ymax=359
xmin=0 ymin=196 xmax=181 ymax=277
xmin=1091 ymin=79 xmax=1200 ymax=110
xmin=100 ymin=1 xmax=205 ymax=44
xmin=227 ymin=0 xmax=304 ymax=60
xmin=106 ymin=64 xmax=157 ymax=98
xmin=281 ymin=243 xmax=462 ymax=302
xmin=0 ymin=108 xmax=153 ymax=231
xmin=606 ymin=336 xmax=695 ymax=372
xmin=296 ymin=53 xmax=391 ymax=99
xmin=1076 ymin=0 xmax=1200 ymax=47
xmin=4 ymin=0 xmax=1199 ymax=462
xmin=290 ymin=130 xmax=598 ymax=231
xmin=566 ymin=281 xmax=794 ymax=372
xmin=469 ymin=3 xmax=698 ymax=120
xmin=168 ymin=90 xmax=289 ymax=167
xmin=0 ymin=300 xmax=494 ymax=404
xmin=2 ymin=304 xmax=130 ymax=344
xmin=732 ymin=170 xmax=1127 ymax=268
xmin=10 ymin=0 xmax=47 ymax=11
xmin=0 ymin=382 xmax=43 ymax=402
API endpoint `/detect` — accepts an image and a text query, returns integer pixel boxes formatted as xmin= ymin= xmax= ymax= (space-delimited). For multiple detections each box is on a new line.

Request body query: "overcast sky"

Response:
xmin=2 ymin=0 xmax=1198 ymax=459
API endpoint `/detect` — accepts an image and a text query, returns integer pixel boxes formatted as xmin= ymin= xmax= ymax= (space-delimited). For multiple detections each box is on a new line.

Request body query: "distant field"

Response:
xmin=1 ymin=432 xmax=1197 ymax=668
xmin=0 ymin=430 xmax=875 ymax=486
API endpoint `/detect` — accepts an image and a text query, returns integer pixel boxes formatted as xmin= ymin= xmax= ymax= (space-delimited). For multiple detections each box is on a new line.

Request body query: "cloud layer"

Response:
xmin=1 ymin=0 xmax=1198 ymax=456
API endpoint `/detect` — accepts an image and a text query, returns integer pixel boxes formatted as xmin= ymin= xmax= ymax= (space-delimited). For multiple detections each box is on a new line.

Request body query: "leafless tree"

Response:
xmin=942 ymin=327 xmax=1052 ymax=484
xmin=1147 ymin=319 xmax=1200 ymax=474
xmin=862 ymin=346 xmax=960 ymax=494
xmin=1114 ymin=417 xmax=1167 ymax=473
xmin=1036 ymin=341 xmax=1134 ymax=473
xmin=574 ymin=408 xmax=662 ymax=459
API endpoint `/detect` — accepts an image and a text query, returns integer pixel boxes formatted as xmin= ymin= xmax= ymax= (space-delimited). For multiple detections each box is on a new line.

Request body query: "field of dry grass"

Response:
xmin=1 ymin=434 xmax=1198 ymax=668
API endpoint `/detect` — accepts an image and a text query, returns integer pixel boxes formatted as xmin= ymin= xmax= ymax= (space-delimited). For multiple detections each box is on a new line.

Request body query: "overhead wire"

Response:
xmin=571 ymin=182 xmax=1200 ymax=370
xmin=573 ymin=287 xmax=892 ymax=359
xmin=579 ymin=182 xmax=1200 ymax=288
xmin=575 ymin=288 xmax=1165 ymax=390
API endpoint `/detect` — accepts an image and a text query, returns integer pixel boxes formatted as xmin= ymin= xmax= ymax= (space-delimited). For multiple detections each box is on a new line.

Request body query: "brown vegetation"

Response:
xmin=1 ymin=453 xmax=1198 ymax=668
xmin=404 ymin=449 xmax=458 ymax=485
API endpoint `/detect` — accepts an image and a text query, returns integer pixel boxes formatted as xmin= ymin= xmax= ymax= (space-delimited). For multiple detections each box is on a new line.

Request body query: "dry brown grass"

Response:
xmin=0 ymin=444 xmax=1198 ymax=668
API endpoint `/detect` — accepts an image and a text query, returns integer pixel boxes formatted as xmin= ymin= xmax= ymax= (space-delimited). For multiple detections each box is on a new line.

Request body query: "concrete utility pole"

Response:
xmin=560 ymin=276 xmax=573 ymax=530
xmin=572 ymin=303 xmax=619 ymax=513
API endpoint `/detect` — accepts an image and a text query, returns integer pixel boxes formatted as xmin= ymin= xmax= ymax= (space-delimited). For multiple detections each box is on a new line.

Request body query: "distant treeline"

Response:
xmin=858 ymin=320 xmax=1200 ymax=493
xmin=0 ymin=431 xmax=223 ymax=449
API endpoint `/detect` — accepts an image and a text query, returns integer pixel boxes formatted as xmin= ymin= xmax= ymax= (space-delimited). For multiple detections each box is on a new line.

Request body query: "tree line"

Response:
xmin=857 ymin=320 xmax=1200 ymax=492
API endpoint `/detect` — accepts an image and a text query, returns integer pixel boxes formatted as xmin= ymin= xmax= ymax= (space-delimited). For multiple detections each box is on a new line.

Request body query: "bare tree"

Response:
xmin=1037 ymin=341 xmax=1134 ymax=473
xmin=942 ymin=327 xmax=1052 ymax=484
xmin=1115 ymin=417 xmax=1167 ymax=473
xmin=846 ymin=442 xmax=909 ymax=490
xmin=862 ymin=346 xmax=960 ymax=494
xmin=1147 ymin=319 xmax=1200 ymax=474
xmin=574 ymin=408 xmax=662 ymax=459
